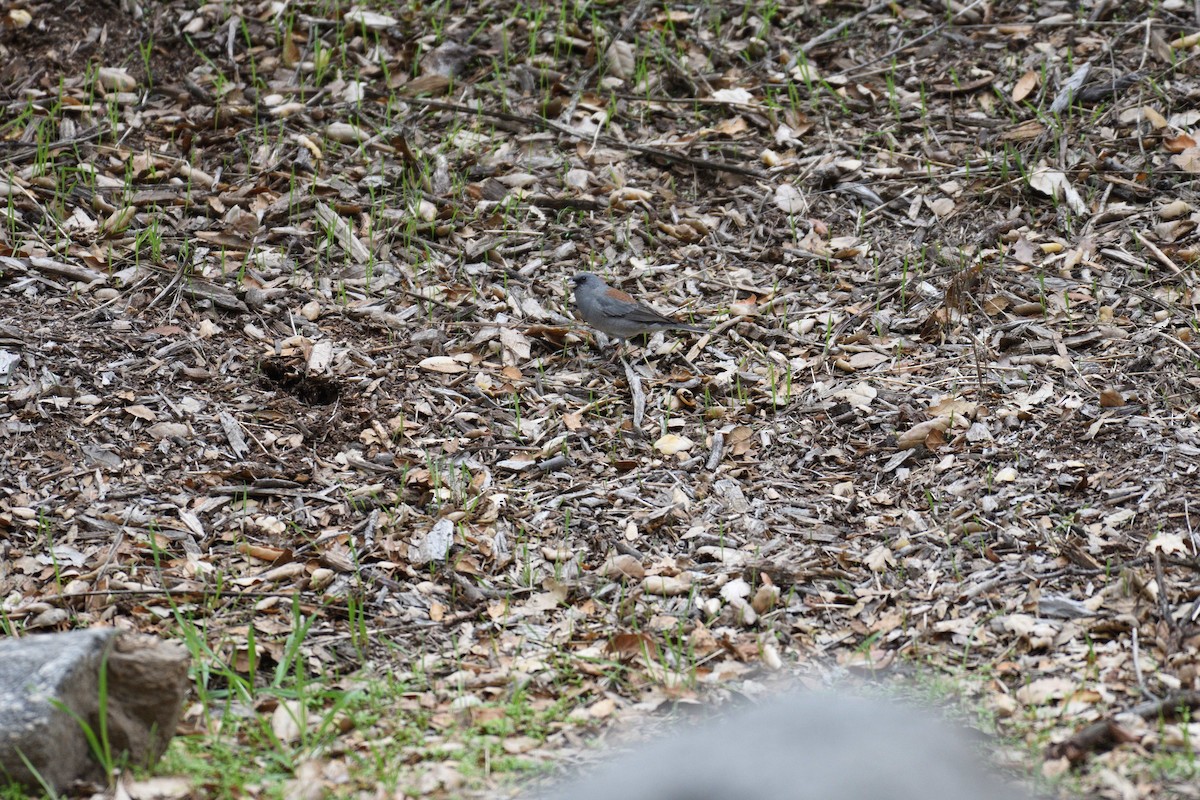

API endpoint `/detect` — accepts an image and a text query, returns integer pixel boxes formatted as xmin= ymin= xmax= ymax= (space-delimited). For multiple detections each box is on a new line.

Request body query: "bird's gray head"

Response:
xmin=571 ymin=273 xmax=600 ymax=290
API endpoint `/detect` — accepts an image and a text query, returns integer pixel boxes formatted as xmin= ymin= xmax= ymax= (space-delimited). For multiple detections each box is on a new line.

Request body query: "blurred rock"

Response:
xmin=531 ymin=691 xmax=1032 ymax=800
xmin=0 ymin=629 xmax=189 ymax=792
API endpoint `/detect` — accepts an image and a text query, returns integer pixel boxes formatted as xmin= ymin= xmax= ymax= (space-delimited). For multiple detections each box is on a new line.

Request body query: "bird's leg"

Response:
xmin=636 ymin=334 xmax=655 ymax=366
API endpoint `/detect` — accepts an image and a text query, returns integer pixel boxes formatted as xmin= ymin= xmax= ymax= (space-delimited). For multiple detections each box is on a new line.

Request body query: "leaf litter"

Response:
xmin=2 ymin=0 xmax=1200 ymax=797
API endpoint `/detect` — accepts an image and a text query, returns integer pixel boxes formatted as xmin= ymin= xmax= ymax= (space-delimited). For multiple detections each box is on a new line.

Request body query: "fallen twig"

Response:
xmin=1048 ymin=691 xmax=1200 ymax=764
xmin=396 ymin=97 xmax=768 ymax=180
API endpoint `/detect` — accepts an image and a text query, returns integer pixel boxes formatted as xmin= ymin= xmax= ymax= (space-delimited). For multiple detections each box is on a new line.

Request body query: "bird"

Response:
xmin=570 ymin=273 xmax=709 ymax=345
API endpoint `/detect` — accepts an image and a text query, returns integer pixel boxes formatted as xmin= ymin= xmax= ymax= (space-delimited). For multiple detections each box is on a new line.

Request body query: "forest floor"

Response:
xmin=3 ymin=0 xmax=1200 ymax=797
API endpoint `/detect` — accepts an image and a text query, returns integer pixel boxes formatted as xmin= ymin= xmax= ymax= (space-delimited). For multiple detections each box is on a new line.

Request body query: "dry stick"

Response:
xmin=81 ymin=532 xmax=127 ymax=590
xmin=0 ymin=128 xmax=104 ymax=167
xmin=833 ymin=239 xmax=1190 ymax=345
xmin=966 ymin=330 xmax=985 ymax=394
xmin=449 ymin=570 xmax=504 ymax=601
xmin=0 ymin=171 xmax=72 ymax=245
xmin=362 ymin=507 xmax=380 ymax=553
xmin=1153 ymin=551 xmax=1178 ymax=651
xmin=144 ymin=266 xmax=187 ymax=312
xmin=705 ymin=430 xmax=724 ymax=471
xmin=962 ymin=558 xmax=1158 ymax=600
xmin=1131 ymin=626 xmax=1150 ymax=699
xmin=563 ymin=0 xmax=650 ymax=122
xmin=799 ymin=0 xmax=892 ymax=54
xmin=818 ymin=0 xmax=986 ymax=79
xmin=404 ymin=97 xmax=767 ymax=180
xmin=653 ymin=40 xmax=712 ymax=96
xmin=1132 ymin=229 xmax=1188 ymax=282
xmin=0 ymin=255 xmax=106 ymax=284
xmin=624 ymin=356 xmax=646 ymax=430
xmin=325 ymin=603 xmax=498 ymax=638
xmin=1049 ymin=690 xmax=1200 ymax=763
xmin=46 ymin=587 xmax=320 ymax=601
xmin=1188 ymin=497 xmax=1200 ymax=555
xmin=68 ymin=276 xmax=155 ymax=320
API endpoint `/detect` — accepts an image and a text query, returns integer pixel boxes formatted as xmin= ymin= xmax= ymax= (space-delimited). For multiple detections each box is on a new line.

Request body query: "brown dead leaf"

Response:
xmin=1173 ymin=147 xmax=1200 ymax=173
xmin=606 ymin=39 xmax=635 ymax=79
xmin=1164 ymin=133 xmax=1197 ymax=153
xmin=713 ymin=116 xmax=749 ymax=137
xmin=608 ymin=631 xmax=658 ymax=660
xmin=401 ymin=73 xmax=452 ymax=97
xmin=1000 ymin=120 xmax=1046 ymax=141
xmin=271 ymin=700 xmax=306 ymax=743
xmin=124 ymin=404 xmax=157 ymax=421
xmin=588 ymin=697 xmax=617 ymax=718
xmin=237 ymin=543 xmax=288 ymax=562
xmin=897 ymin=417 xmax=951 ymax=449
xmin=1012 ymin=70 xmax=1039 ymax=103
xmin=419 ymin=355 xmax=470 ymax=373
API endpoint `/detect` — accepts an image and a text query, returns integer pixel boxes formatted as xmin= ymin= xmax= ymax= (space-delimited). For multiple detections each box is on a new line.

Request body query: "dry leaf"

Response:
xmin=602 ymin=555 xmax=645 ymax=580
xmin=774 ymin=183 xmax=806 ymax=213
xmin=641 ymin=575 xmax=691 ymax=596
xmin=412 ymin=518 xmax=455 ymax=564
xmin=326 ymin=122 xmax=369 ymax=143
xmin=344 ymin=9 xmax=397 ymax=28
xmin=1011 ymin=70 xmax=1039 ymax=102
xmin=1171 ymin=147 xmax=1200 ymax=174
xmin=865 ymin=545 xmax=896 ymax=572
xmin=271 ymin=700 xmax=306 ymax=743
xmin=1170 ymin=31 xmax=1200 ymax=49
xmin=4 ymin=8 xmax=32 ymax=28
xmin=1028 ymin=166 xmax=1087 ymax=214
xmin=847 ymin=351 xmax=888 ymax=370
xmin=608 ymin=632 xmax=658 ymax=659
xmin=654 ymin=434 xmax=694 ymax=455
xmin=606 ymin=40 xmax=635 ymax=79
xmin=713 ymin=116 xmax=748 ymax=137
xmin=929 ymin=197 xmax=956 ymax=218
xmin=419 ymin=356 xmax=469 ymax=373
xmin=1147 ymin=533 xmax=1188 ymax=556
xmin=588 ymin=698 xmax=616 ymax=718
xmin=994 ymin=466 xmax=1018 ymax=482
xmin=98 ymin=67 xmax=136 ymax=91
xmin=1016 ymin=677 xmax=1076 ymax=705
xmin=1163 ymin=133 xmax=1197 ymax=154
xmin=124 ymin=404 xmax=156 ymax=420
xmin=711 ymin=88 xmax=756 ymax=106
xmin=897 ymin=417 xmax=951 ymax=449
xmin=1160 ymin=199 xmax=1191 ymax=219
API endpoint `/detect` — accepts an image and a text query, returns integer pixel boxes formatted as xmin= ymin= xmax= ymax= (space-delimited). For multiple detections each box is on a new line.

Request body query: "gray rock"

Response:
xmin=532 ymin=691 xmax=1032 ymax=800
xmin=0 ymin=629 xmax=189 ymax=792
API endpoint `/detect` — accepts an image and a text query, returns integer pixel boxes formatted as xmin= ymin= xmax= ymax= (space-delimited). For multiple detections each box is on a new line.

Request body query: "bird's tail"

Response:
xmin=678 ymin=323 xmax=711 ymax=334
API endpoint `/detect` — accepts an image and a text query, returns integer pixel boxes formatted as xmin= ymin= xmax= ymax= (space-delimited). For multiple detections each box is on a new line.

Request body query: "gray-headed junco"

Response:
xmin=570 ymin=272 xmax=708 ymax=341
